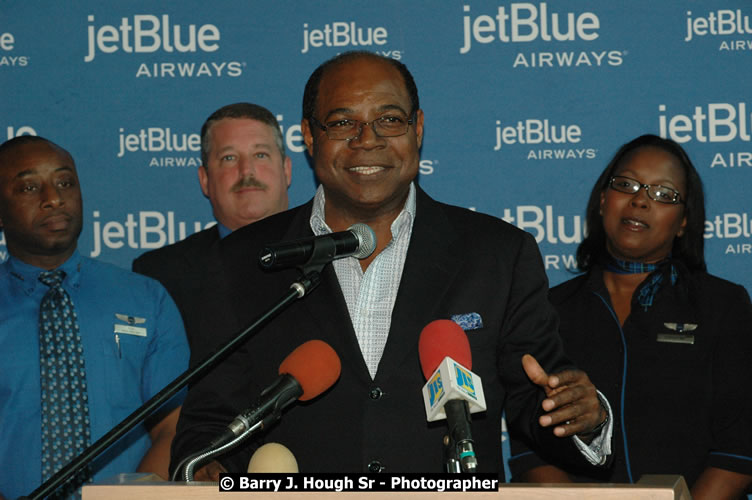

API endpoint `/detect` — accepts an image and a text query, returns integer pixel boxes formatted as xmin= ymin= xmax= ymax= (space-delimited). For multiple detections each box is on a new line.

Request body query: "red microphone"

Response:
xmin=418 ymin=320 xmax=486 ymax=473
xmin=217 ymin=340 xmax=341 ymax=444
xmin=418 ymin=319 xmax=472 ymax=378
xmin=279 ymin=339 xmax=342 ymax=401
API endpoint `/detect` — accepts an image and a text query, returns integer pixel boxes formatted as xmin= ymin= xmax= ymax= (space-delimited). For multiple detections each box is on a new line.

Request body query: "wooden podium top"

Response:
xmin=83 ymin=473 xmax=691 ymax=500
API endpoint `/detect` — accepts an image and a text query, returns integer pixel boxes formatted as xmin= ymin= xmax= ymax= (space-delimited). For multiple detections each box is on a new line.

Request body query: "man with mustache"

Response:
xmin=133 ymin=103 xmax=292 ymax=349
xmin=0 ymin=136 xmax=188 ymax=498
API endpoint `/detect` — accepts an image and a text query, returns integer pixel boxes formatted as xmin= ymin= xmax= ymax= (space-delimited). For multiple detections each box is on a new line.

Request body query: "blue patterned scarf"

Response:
xmin=605 ymin=255 xmax=677 ymax=311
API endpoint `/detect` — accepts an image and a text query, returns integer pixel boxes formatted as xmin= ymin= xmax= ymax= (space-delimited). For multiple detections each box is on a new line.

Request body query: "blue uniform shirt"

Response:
xmin=0 ymin=250 xmax=189 ymax=499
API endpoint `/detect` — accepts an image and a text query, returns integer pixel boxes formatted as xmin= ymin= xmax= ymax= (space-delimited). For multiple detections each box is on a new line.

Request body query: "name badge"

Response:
xmin=114 ymin=324 xmax=147 ymax=337
xmin=656 ymin=333 xmax=694 ymax=345
xmin=657 ymin=322 xmax=697 ymax=344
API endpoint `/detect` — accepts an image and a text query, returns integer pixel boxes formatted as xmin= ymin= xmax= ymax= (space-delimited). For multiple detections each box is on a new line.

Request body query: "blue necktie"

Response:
xmin=38 ymin=270 xmax=92 ymax=499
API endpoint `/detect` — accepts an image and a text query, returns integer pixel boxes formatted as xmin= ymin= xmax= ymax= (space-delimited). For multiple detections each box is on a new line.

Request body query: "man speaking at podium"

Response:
xmin=171 ymin=51 xmax=611 ymax=479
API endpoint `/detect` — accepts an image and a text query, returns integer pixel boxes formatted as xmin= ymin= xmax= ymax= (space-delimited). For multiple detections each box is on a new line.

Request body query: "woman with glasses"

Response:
xmin=509 ymin=134 xmax=752 ymax=499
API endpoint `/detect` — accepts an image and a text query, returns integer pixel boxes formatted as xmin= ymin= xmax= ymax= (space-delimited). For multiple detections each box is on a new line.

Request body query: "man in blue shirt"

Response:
xmin=0 ymin=136 xmax=189 ymax=499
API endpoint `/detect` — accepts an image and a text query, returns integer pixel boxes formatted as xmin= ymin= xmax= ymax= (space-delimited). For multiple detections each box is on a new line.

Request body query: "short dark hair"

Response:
xmin=302 ymin=51 xmax=420 ymax=122
xmin=200 ymin=102 xmax=285 ymax=165
xmin=0 ymin=136 xmax=70 ymax=170
xmin=577 ymin=134 xmax=706 ymax=272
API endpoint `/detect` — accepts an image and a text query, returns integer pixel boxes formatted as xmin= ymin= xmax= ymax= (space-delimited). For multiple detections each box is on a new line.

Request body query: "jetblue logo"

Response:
xmin=85 ymin=15 xmax=220 ymax=62
xmin=6 ymin=126 xmax=37 ymax=140
xmin=118 ymin=127 xmax=200 ymax=157
xmin=454 ymin=364 xmax=477 ymax=400
xmin=461 ymin=4 xmax=625 ymax=69
xmin=301 ymin=22 xmax=388 ymax=54
xmin=461 ymin=2 xmax=600 ymax=54
xmin=427 ymin=371 xmax=445 ymax=407
xmin=0 ymin=32 xmax=13 ymax=51
xmin=705 ymin=212 xmax=752 ymax=240
xmin=83 ymin=14 xmax=242 ymax=78
xmin=1 ymin=31 xmax=30 ymax=67
xmin=684 ymin=9 xmax=752 ymax=46
xmin=494 ymin=118 xmax=582 ymax=150
xmin=89 ymin=210 xmax=214 ymax=258
xmin=493 ymin=118 xmax=597 ymax=160
xmin=658 ymin=103 xmax=752 ymax=143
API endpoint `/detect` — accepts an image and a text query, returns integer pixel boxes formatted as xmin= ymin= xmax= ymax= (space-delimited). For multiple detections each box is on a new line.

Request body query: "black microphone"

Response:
xmin=259 ymin=223 xmax=376 ymax=269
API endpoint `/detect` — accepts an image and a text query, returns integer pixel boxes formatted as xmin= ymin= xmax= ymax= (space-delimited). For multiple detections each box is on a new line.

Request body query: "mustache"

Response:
xmin=231 ymin=176 xmax=268 ymax=192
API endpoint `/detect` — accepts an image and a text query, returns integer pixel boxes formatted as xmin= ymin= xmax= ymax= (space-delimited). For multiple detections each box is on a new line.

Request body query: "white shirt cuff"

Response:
xmin=572 ymin=390 xmax=613 ymax=466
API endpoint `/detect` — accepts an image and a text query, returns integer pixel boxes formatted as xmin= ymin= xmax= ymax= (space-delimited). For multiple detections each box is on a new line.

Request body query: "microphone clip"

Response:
xmin=298 ymin=236 xmax=341 ymax=275
xmin=289 ymin=242 xmax=329 ymax=301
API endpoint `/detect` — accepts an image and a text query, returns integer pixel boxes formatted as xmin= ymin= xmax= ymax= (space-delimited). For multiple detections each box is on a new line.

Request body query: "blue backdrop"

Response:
xmin=2 ymin=1 xmax=750 ymax=291
xmin=2 ymin=0 xmax=752 ymax=486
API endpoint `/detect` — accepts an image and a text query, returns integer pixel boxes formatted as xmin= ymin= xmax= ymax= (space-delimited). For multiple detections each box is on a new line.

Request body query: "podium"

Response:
xmin=83 ymin=474 xmax=691 ymax=499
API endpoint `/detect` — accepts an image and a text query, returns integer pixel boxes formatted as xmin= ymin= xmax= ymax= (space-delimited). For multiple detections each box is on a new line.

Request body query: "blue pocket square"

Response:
xmin=451 ymin=312 xmax=483 ymax=331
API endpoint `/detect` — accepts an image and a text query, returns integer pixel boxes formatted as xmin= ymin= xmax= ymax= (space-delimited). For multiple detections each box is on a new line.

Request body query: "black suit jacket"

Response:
xmin=132 ymin=225 xmax=220 ymax=349
xmin=172 ymin=187 xmax=588 ymax=476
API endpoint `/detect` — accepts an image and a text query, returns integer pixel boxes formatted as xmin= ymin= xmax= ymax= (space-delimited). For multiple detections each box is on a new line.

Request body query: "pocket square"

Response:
xmin=451 ymin=312 xmax=483 ymax=331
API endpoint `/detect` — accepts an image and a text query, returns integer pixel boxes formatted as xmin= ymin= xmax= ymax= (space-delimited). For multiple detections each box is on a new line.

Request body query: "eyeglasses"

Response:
xmin=609 ymin=176 xmax=684 ymax=205
xmin=310 ymin=113 xmax=416 ymax=141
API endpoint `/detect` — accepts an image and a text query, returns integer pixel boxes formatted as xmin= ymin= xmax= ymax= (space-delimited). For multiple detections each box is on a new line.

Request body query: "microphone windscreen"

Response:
xmin=247 ymin=442 xmax=299 ymax=473
xmin=348 ymin=223 xmax=377 ymax=259
xmin=278 ymin=339 xmax=341 ymax=401
xmin=418 ymin=319 xmax=472 ymax=379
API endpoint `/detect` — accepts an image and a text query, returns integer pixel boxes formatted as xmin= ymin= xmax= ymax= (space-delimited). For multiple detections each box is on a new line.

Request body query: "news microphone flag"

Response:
xmin=422 ymin=356 xmax=486 ymax=422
